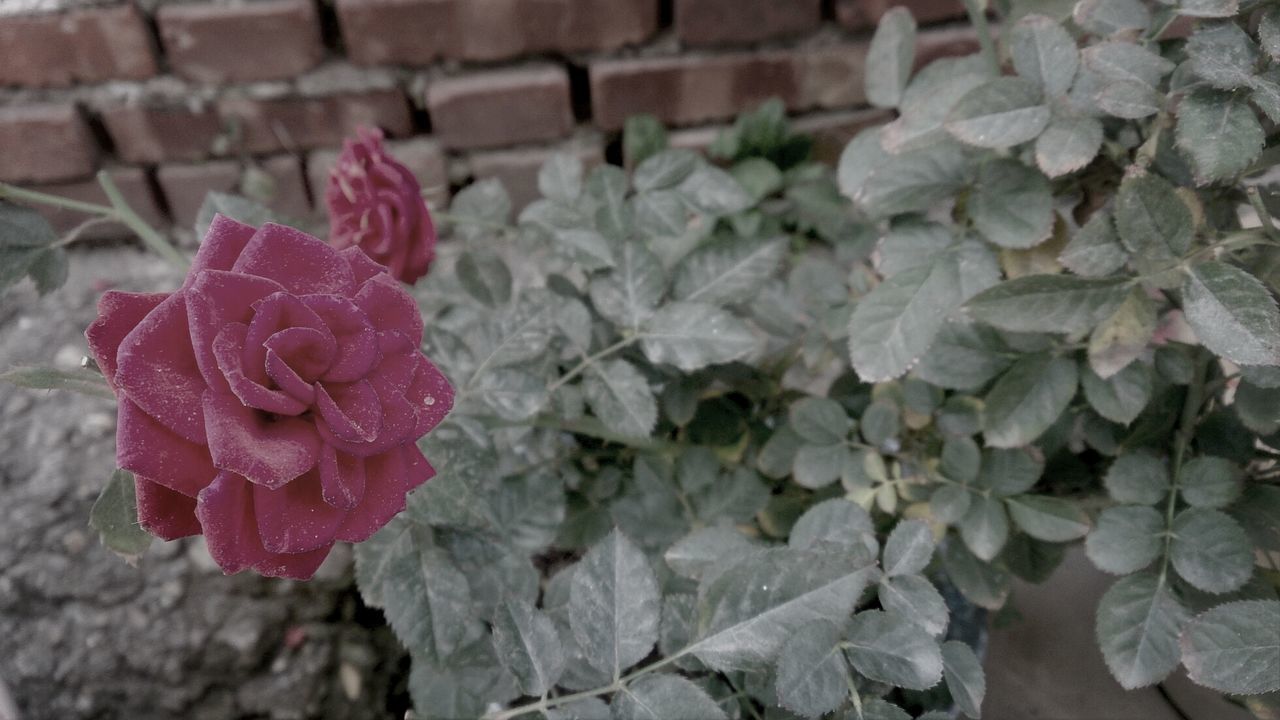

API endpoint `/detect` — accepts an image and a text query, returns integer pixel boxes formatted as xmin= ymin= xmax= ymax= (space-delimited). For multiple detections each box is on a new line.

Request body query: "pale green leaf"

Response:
xmin=376 ymin=523 xmax=478 ymax=662
xmin=960 ymin=495 xmax=1009 ymax=561
xmin=878 ymin=574 xmax=949 ymax=637
xmin=639 ymin=302 xmax=758 ymax=371
xmin=1170 ymin=508 xmax=1253 ymax=593
xmin=941 ymin=640 xmax=986 ymax=718
xmin=946 ymin=77 xmax=1051 ymax=149
xmin=0 ymin=364 xmax=115 ymax=399
xmin=1089 ymin=288 xmax=1156 ymax=379
xmin=1187 ymin=23 xmax=1259 ymax=90
xmin=789 ymin=397 xmax=852 ymax=446
xmin=844 ymin=610 xmax=944 ymax=690
xmin=613 ymin=676 xmax=726 ymax=720
xmin=982 ymin=354 xmax=1079 ymax=448
xmin=1035 ymin=115 xmax=1103 ymax=177
xmin=940 ymin=436 xmax=981 ymax=484
xmin=588 ymin=242 xmax=666 ymax=331
xmin=848 ymin=140 xmax=970 ymax=218
xmin=1011 ymin=14 xmax=1078 ymax=97
xmin=665 ymin=526 xmax=756 ymax=581
xmin=1104 ymin=452 xmax=1170 ymax=505
xmin=584 ymin=359 xmax=657 ymax=439
xmin=849 ymin=257 xmax=963 ymax=382
xmin=979 ymin=447 xmax=1045 ymax=497
xmin=624 ymin=114 xmax=667 ymax=167
xmin=449 ymin=179 xmax=511 ymax=241
xmin=1081 ymin=362 xmax=1152 ymax=424
xmin=964 ymin=275 xmax=1129 ymax=334
xmin=1096 ymin=572 xmax=1189 ymax=689
xmin=1082 ymin=42 xmax=1174 ymax=87
xmin=939 ymin=539 xmax=1010 ymax=610
xmin=1179 ymin=456 xmax=1242 ymax=509
xmin=1095 ymin=80 xmax=1162 ymax=119
xmin=1176 ymin=90 xmax=1265 ymax=184
xmin=1114 ymin=172 xmax=1191 ymax=261
xmin=539 ymin=153 xmax=584 ymax=203
xmin=1073 ymin=0 xmax=1150 ymax=36
xmin=774 ymin=620 xmax=848 ymax=718
xmin=633 ymin=149 xmax=698 ymax=192
xmin=912 ymin=322 xmax=1014 ymax=391
xmin=1006 ymin=495 xmax=1091 ymax=541
xmin=89 ymin=469 xmax=153 ymax=560
xmin=930 ymin=485 xmax=972 ymax=524
xmin=456 ymin=250 xmax=512 ymax=307
xmin=883 ymin=520 xmax=936 ymax=577
xmin=1086 ymin=505 xmax=1164 ymax=575
xmin=1180 ymin=600 xmax=1280 ymax=695
xmin=678 ymin=164 xmax=753 ymax=216
xmin=789 ymin=498 xmax=877 ymax=558
xmin=1177 ymin=0 xmax=1239 ymax=19
xmin=673 ymin=237 xmax=786 ymax=306
xmin=865 ymin=6 xmax=917 ymax=108
xmin=969 ymin=159 xmax=1054 ymax=248
xmin=1183 ymin=261 xmax=1280 ymax=366
xmin=491 ymin=598 xmax=564 ymax=696
xmin=569 ymin=530 xmax=661 ymax=676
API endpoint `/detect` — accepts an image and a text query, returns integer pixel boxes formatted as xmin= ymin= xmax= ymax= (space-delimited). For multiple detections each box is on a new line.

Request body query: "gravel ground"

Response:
xmin=0 ymin=247 xmax=406 ymax=720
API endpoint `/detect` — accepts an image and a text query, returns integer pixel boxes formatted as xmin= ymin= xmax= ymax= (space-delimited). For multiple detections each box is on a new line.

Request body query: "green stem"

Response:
xmin=1159 ymin=349 xmax=1211 ymax=581
xmin=0 ymin=182 xmax=115 ymax=215
xmin=963 ymin=0 xmax=999 ymax=76
xmin=485 ymin=652 xmax=689 ymax=720
xmin=1247 ymin=187 xmax=1280 ymax=243
xmin=548 ymin=337 xmax=637 ymax=393
xmin=97 ymin=171 xmax=189 ymax=269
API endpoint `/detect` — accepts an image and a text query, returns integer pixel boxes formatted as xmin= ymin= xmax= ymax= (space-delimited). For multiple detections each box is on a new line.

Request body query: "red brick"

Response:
xmin=675 ymin=0 xmax=821 ymax=47
xmin=0 ymin=104 xmax=98 ymax=183
xmin=157 ymin=0 xmax=325 ymax=84
xmin=834 ymin=0 xmax=966 ymax=30
xmin=308 ymin=136 xmax=450 ymax=212
xmin=427 ymin=66 xmax=574 ymax=151
xmin=24 ymin=167 xmax=166 ymax=241
xmin=218 ymin=90 xmax=413 ymax=155
xmin=589 ymin=53 xmax=800 ymax=130
xmin=99 ymin=104 xmax=226 ymax=164
xmin=337 ymin=0 xmax=658 ymax=65
xmin=0 ymin=5 xmax=156 ymax=88
xmin=157 ymin=155 xmax=313 ymax=229
xmin=469 ymin=135 xmax=604 ymax=210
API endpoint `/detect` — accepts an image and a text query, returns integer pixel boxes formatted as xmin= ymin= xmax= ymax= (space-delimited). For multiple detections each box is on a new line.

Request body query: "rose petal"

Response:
xmin=265 ymin=348 xmax=317 ymax=405
xmin=319 ymin=444 xmax=366 ymax=510
xmin=136 ymin=476 xmax=202 ymax=540
xmin=264 ymin=325 xmax=334 ymax=383
xmin=114 ymin=292 xmax=207 ymax=444
xmin=340 ymin=245 xmax=388 ymax=285
xmin=252 ymin=545 xmax=332 ymax=580
xmin=244 ymin=292 xmax=332 ymax=385
xmin=203 ymin=390 xmax=321 ymax=489
xmin=117 ymin=399 xmax=216 ymax=497
xmin=253 ymin=467 xmax=346 ymax=554
xmin=213 ymin=323 xmax=308 ymax=416
xmin=232 ymin=223 xmax=356 ymax=296
xmin=186 ymin=269 xmax=286 ymax=394
xmin=375 ymin=348 xmax=417 ymax=388
xmin=85 ymin=290 xmax=167 ymax=390
xmin=334 ymin=445 xmax=423 ymax=543
xmin=402 ymin=441 xmax=435 ymax=493
xmin=377 ymin=330 xmax=413 ymax=356
xmin=302 ymin=295 xmax=379 ymax=382
xmin=315 ymin=379 xmax=383 ymax=443
xmin=407 ymin=354 xmax=454 ymax=436
xmin=182 ymin=214 xmax=257 ymax=290
xmin=354 ymin=273 xmax=423 ymax=344
xmin=196 ymin=471 xmax=272 ymax=573
xmin=318 ymin=374 xmax=416 ymax=456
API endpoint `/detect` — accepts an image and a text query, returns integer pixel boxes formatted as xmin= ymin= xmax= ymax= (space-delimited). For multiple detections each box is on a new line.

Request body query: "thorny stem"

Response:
xmin=484 ymin=652 xmax=690 ymax=720
xmin=1158 ymin=349 xmax=1211 ymax=583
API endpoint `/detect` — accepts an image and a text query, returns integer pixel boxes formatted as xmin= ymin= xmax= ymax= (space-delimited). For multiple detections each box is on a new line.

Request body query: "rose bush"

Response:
xmin=326 ymin=127 xmax=438 ymax=284
xmin=85 ymin=215 xmax=453 ymax=579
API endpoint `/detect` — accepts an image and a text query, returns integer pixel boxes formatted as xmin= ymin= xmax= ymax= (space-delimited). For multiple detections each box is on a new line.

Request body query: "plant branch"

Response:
xmin=1246 ymin=187 xmax=1280 ymax=243
xmin=548 ymin=337 xmax=637 ymax=393
xmin=484 ymin=651 xmax=689 ymax=720
xmin=1159 ymin=349 xmax=1211 ymax=581
xmin=963 ymin=0 xmax=999 ymax=76
xmin=0 ymin=182 xmax=115 ymax=215
xmin=97 ymin=171 xmax=189 ymax=269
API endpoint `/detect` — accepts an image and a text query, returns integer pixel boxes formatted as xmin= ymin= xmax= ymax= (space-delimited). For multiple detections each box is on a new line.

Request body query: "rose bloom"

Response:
xmin=86 ymin=215 xmax=453 ymax=579
xmin=326 ymin=127 xmax=437 ymax=285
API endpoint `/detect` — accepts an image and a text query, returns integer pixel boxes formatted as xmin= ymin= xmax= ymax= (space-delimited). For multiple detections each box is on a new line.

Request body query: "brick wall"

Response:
xmin=0 ymin=0 xmax=972 ymax=238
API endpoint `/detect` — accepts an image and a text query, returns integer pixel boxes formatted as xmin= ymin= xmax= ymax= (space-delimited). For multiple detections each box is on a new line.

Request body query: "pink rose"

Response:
xmin=326 ymin=127 xmax=437 ymax=285
xmin=86 ymin=216 xmax=453 ymax=579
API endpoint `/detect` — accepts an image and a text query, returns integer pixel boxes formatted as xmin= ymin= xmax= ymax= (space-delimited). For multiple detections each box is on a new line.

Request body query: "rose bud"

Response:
xmin=86 ymin=216 xmax=453 ymax=579
xmin=325 ymin=127 xmax=437 ymax=285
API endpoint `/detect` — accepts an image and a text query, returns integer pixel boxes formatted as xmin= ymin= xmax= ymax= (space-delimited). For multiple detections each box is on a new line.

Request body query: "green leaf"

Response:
xmin=1177 ymin=0 xmax=1239 ymax=19
xmin=882 ymin=56 xmax=995 ymax=152
xmin=1180 ymin=600 xmax=1280 ymax=695
xmin=1073 ymin=0 xmax=1150 ymax=35
xmin=940 ymin=436 xmax=981 ymax=483
xmin=569 ymin=530 xmax=661 ymax=676
xmin=1179 ymin=456 xmax=1242 ymax=509
xmin=456 ymin=249 xmax=512 ymax=307
xmin=789 ymin=397 xmax=853 ymax=446
xmin=1186 ymin=23 xmax=1259 ymax=90
xmin=547 ymin=697 xmax=611 ymax=720
xmin=1182 ymin=261 xmax=1280 ymax=366
xmin=1262 ymin=6 xmax=1280 ymax=60
xmin=1035 ymin=115 xmax=1103 ymax=178
xmin=878 ymin=574 xmax=949 ymax=637
xmin=982 ymin=354 xmax=1079 ymax=448
xmin=774 ymin=620 xmax=848 ymax=718
xmin=1088 ymin=288 xmax=1156 ymax=379
xmin=539 ymin=153 xmax=584 ymax=203
xmin=844 ymin=610 xmax=944 ymax=690
xmin=1234 ymin=380 xmax=1280 ymax=434
xmin=0 ymin=201 xmax=66 ymax=296
xmin=678 ymin=164 xmax=753 ymax=216
xmin=789 ymin=498 xmax=877 ymax=558
xmin=665 ymin=526 xmax=756 ymax=581
xmin=1170 ymin=508 xmax=1254 ymax=594
xmin=634 ymin=149 xmax=699 ymax=192
xmin=732 ymin=157 xmax=783 ymax=201
xmin=1103 ymin=451 xmax=1169 ymax=505
xmin=1010 ymin=14 xmax=1079 ymax=97
xmin=691 ymin=467 xmax=769 ymax=525
xmin=491 ymin=598 xmax=564 ymax=696
xmin=1082 ymin=42 xmax=1174 ymax=87
xmin=612 ymin=675 xmax=727 ymax=720
xmin=930 ymin=485 xmax=972 ymax=524
xmin=588 ymin=242 xmax=665 ymax=332
xmin=912 ymin=322 xmax=1014 ymax=391
xmin=844 ymin=138 xmax=970 ymax=218
xmin=689 ymin=548 xmax=878 ymax=671
xmin=970 ymin=159 xmax=1054 ymax=249
xmin=1095 ymin=79 xmax=1163 ymax=119
xmin=677 ymin=446 xmax=719 ymax=494
xmin=759 ymin=425 xmax=803 ymax=479
xmin=1081 ymin=362 xmax=1152 ymax=424
xmin=624 ymin=114 xmax=667 ymax=167
xmin=449 ymin=179 xmax=512 ymax=241
xmin=479 ymin=368 xmax=549 ymax=421
xmin=1176 ymin=89 xmax=1264 ymax=184
xmin=89 ymin=469 xmax=153 ymax=560
xmin=1096 ymin=572 xmax=1189 ymax=689
xmin=554 ymin=227 xmax=617 ymax=270
xmin=375 ymin=523 xmax=478 ymax=662
xmin=408 ymin=639 xmax=518 ymax=719
xmin=946 ymin=77 xmax=1051 ymax=149
xmin=979 ymin=447 xmax=1045 ymax=497
xmin=639 ymin=302 xmax=757 ymax=371
xmin=1006 ymin=495 xmax=1091 ymax=541
xmin=941 ymin=640 xmax=986 ymax=719
xmin=1114 ymin=172 xmax=1192 ymax=261
xmin=440 ymin=529 xmax=538 ymax=621
xmin=964 ymin=275 xmax=1129 ymax=334
xmin=865 ymin=6 xmax=917 ymax=108
xmin=583 ymin=359 xmax=657 ymax=439
xmin=939 ymin=539 xmax=1010 ymax=610
xmin=27 ymin=247 xmax=68 ymax=295
xmin=960 ymin=495 xmax=1010 ymax=561
xmin=194 ymin=192 xmax=279 ymax=237
xmin=672 ymin=237 xmax=786 ymax=306
xmin=849 ymin=257 xmax=963 ymax=382
xmin=1086 ymin=505 xmax=1164 ymax=574
xmin=0 ymin=364 xmax=115 ymax=399
xmin=632 ymin=189 xmax=688 ymax=237
xmin=883 ymin=520 xmax=936 ymax=577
